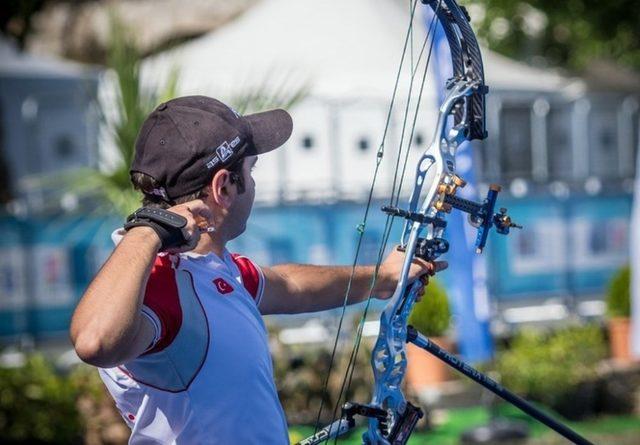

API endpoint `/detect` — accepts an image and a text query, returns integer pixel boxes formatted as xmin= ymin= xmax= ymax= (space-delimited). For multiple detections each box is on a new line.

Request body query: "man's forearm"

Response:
xmin=70 ymin=227 xmax=160 ymax=366
xmin=260 ymin=248 xmax=438 ymax=315
xmin=261 ymin=263 xmax=393 ymax=314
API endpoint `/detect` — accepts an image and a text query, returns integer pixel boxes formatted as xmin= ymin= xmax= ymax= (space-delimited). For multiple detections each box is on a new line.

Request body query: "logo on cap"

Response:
xmin=206 ymin=137 xmax=242 ymax=170
xmin=206 ymin=157 xmax=220 ymax=169
xmin=216 ymin=141 xmax=233 ymax=162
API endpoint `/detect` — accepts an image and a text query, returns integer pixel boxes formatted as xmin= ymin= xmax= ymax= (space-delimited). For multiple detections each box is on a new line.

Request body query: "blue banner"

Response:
xmin=422 ymin=5 xmax=494 ymax=362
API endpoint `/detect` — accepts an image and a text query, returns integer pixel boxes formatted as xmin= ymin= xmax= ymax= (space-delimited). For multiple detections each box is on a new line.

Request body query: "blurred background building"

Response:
xmin=0 ymin=0 xmax=637 ymax=345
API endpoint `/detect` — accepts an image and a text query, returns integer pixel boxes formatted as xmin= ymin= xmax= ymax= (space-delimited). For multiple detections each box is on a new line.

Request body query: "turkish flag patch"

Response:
xmin=213 ymin=278 xmax=234 ymax=294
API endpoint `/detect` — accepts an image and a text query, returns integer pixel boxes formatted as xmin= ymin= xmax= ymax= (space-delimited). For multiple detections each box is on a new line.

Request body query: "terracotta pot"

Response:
xmin=608 ymin=317 xmax=632 ymax=364
xmin=405 ymin=336 xmax=452 ymax=391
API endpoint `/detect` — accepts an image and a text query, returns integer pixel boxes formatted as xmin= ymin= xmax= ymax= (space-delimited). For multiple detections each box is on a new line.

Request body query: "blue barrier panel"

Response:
xmin=23 ymin=216 xmax=82 ymax=338
xmin=488 ymin=194 xmax=632 ymax=301
xmin=566 ymin=195 xmax=631 ymax=294
xmin=239 ymin=197 xmax=631 ymax=306
xmin=329 ymin=201 xmax=404 ymax=266
xmin=0 ymin=194 xmax=627 ymax=341
xmin=15 ymin=215 xmax=119 ymax=340
xmin=231 ymin=205 xmax=333 ymax=265
xmin=487 ymin=197 xmax=569 ymax=298
xmin=68 ymin=217 xmax=121 ymax=300
xmin=234 ymin=202 xmax=405 ymax=267
xmin=0 ymin=216 xmax=28 ymax=338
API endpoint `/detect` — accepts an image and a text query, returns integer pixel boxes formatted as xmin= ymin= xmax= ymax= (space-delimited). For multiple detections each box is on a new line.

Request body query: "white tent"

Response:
xmin=143 ymin=0 xmax=577 ymax=98
xmin=139 ymin=0 xmax=582 ymax=202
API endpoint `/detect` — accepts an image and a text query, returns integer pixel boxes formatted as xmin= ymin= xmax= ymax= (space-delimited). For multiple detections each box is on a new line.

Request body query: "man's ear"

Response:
xmin=210 ymin=169 xmax=236 ymax=209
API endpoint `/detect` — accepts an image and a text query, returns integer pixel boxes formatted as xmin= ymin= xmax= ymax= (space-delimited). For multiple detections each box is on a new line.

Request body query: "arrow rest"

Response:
xmin=397 ymin=237 xmax=449 ymax=262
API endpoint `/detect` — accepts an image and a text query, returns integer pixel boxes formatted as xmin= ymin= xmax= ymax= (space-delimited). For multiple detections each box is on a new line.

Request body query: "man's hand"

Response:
xmin=126 ymin=200 xmax=214 ymax=253
xmin=374 ymin=246 xmax=447 ymax=300
xmin=165 ymin=199 xmax=214 ymax=252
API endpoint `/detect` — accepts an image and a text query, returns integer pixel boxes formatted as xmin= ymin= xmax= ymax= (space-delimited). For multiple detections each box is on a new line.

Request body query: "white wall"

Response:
xmin=255 ymin=93 xmax=441 ymax=204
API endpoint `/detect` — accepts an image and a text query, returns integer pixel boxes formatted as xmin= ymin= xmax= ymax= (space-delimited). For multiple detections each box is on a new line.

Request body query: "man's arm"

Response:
xmin=258 ymin=249 xmax=446 ymax=315
xmin=70 ymin=227 xmax=161 ymax=367
xmin=70 ymin=200 xmax=210 ymax=368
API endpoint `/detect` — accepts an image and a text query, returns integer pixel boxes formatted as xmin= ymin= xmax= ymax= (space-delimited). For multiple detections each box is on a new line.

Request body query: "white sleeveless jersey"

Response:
xmin=98 ymin=245 xmax=288 ymax=444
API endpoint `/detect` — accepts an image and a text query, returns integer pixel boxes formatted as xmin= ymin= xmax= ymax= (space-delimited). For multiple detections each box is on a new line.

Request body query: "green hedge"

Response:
xmin=0 ymin=354 xmax=125 ymax=444
xmin=495 ymin=324 xmax=606 ymax=419
xmin=408 ymin=278 xmax=451 ymax=337
xmin=0 ymin=355 xmax=82 ymax=443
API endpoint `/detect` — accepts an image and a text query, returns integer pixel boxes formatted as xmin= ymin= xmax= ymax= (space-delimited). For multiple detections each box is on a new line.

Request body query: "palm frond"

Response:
xmin=229 ymin=71 xmax=310 ymax=114
xmin=67 ymin=14 xmax=307 ymax=217
xmin=65 ymin=12 xmax=180 ymax=216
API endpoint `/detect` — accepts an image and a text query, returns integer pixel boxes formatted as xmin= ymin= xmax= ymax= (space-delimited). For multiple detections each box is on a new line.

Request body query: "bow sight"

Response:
xmin=384 ymin=181 xmax=522 ymax=256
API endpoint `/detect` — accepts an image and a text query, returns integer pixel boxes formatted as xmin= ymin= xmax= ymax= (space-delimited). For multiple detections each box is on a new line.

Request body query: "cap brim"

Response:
xmin=244 ymin=109 xmax=293 ymax=155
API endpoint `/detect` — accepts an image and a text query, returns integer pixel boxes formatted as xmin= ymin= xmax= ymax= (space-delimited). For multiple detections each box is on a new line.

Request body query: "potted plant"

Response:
xmin=606 ymin=265 xmax=632 ymax=363
xmin=405 ymin=279 xmax=452 ymax=395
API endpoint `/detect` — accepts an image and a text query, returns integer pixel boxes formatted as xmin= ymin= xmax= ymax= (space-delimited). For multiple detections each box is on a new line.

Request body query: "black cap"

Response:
xmin=131 ymin=95 xmax=293 ymax=201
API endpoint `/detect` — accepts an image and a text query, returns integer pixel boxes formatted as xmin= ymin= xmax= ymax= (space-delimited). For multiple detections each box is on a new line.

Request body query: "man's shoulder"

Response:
xmin=142 ymin=254 xmax=183 ymax=354
xmin=230 ymin=253 xmax=264 ymax=303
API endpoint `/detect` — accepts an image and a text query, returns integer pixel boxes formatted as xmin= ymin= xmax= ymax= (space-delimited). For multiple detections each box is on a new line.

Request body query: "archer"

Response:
xmin=69 ymin=96 xmax=444 ymax=444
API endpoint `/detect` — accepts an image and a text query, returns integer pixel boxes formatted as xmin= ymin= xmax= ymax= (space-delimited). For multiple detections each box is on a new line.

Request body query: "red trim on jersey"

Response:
xmin=143 ymin=255 xmax=182 ymax=354
xmin=120 ymin=269 xmax=210 ymax=393
xmin=231 ymin=254 xmax=261 ymax=301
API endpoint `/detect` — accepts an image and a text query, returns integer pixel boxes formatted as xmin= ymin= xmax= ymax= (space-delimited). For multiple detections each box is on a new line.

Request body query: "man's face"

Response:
xmin=226 ymin=156 xmax=257 ymax=239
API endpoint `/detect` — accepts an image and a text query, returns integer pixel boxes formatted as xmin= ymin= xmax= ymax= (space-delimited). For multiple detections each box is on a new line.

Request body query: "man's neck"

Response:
xmin=191 ymin=232 xmax=226 ymax=257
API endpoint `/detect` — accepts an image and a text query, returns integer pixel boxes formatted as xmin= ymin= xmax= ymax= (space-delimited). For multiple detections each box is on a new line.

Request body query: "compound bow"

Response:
xmin=297 ymin=1 xmax=593 ymax=444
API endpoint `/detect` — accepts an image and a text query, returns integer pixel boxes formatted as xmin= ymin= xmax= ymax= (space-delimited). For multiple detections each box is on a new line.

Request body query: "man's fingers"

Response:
xmin=412 ymin=258 xmax=448 ymax=276
xmin=184 ymin=199 xmax=213 ymax=221
xmin=411 ymin=257 xmax=431 ymax=272
xmin=170 ymin=200 xmax=214 ymax=231
xmin=432 ymin=260 xmax=448 ymax=273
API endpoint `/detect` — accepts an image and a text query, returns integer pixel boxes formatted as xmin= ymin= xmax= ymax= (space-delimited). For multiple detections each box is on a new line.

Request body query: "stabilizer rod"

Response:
xmin=406 ymin=326 xmax=594 ymax=445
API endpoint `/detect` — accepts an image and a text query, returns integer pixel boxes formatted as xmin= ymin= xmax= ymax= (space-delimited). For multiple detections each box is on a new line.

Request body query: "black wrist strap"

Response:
xmin=124 ymin=208 xmax=190 ymax=252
